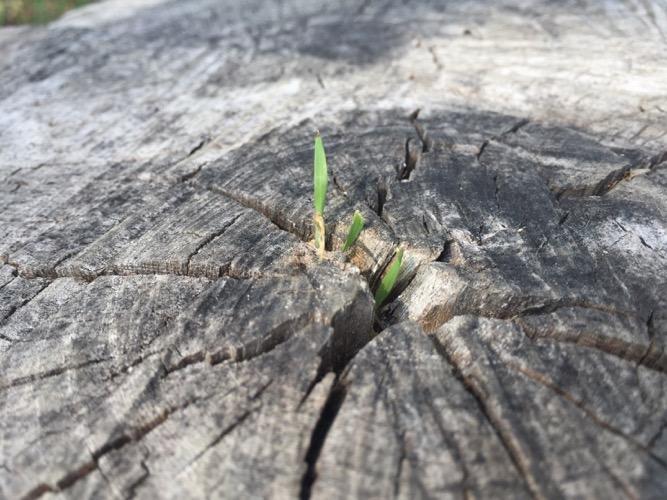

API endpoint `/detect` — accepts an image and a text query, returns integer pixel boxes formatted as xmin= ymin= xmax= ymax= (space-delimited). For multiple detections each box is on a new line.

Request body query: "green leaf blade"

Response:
xmin=342 ymin=210 xmax=364 ymax=251
xmin=313 ymin=133 xmax=328 ymax=216
xmin=374 ymin=248 xmax=404 ymax=307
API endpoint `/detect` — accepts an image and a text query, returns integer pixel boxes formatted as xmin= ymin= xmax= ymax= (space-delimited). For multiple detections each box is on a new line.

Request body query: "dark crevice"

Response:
xmin=376 ymin=178 xmax=387 ymax=217
xmin=477 ymin=139 xmax=489 ymax=160
xmin=125 ymin=461 xmax=150 ymax=500
xmin=331 ymin=172 xmax=346 ymax=195
xmin=186 ymin=138 xmax=210 ymax=158
xmin=397 ymin=137 xmax=420 ymax=180
xmin=638 ymin=236 xmax=654 ymax=250
xmin=615 ymin=220 xmax=657 ymax=253
xmin=646 ymin=149 xmax=667 ymax=171
xmin=21 ymin=484 xmax=56 ymax=500
xmin=298 ymin=364 xmax=331 ymax=409
xmin=209 ymin=185 xmax=309 ymax=241
xmin=408 ymin=108 xmax=432 ymax=152
xmin=368 ymin=243 xmax=403 ymax=294
xmin=436 ymin=240 xmax=453 ymax=262
xmin=505 ymin=118 xmax=530 ymax=136
xmin=301 ymin=320 xmax=375 ymax=408
xmin=558 ymin=149 xmax=666 ymax=200
xmin=299 ymin=380 xmax=348 ymax=500
xmin=421 ymin=214 xmax=430 ymax=234
xmin=179 ymin=161 xmax=207 ymax=183
xmin=375 ymin=268 xmax=420 ymax=331
xmin=557 ymin=211 xmax=570 ymax=225
xmin=477 ymin=118 xmax=529 ymax=162
xmin=385 ymin=266 xmax=418 ymax=307
xmin=591 ymin=164 xmax=637 ymax=196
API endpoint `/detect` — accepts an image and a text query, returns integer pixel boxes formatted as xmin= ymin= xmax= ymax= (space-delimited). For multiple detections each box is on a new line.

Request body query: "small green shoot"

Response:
xmin=374 ymin=248 xmax=404 ymax=307
xmin=342 ymin=210 xmax=364 ymax=252
xmin=313 ymin=132 xmax=328 ymax=258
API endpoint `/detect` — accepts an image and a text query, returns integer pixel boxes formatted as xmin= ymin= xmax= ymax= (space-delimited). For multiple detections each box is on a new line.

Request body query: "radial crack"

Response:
xmin=429 ymin=335 xmax=548 ymax=500
xmin=299 ymin=380 xmax=348 ymax=500
xmin=506 ymin=361 xmax=667 ymax=469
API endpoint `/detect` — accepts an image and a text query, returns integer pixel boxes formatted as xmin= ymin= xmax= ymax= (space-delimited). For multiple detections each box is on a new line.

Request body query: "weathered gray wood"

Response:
xmin=313 ymin=318 xmax=667 ymax=499
xmin=0 ymin=272 xmax=371 ymax=499
xmin=434 ymin=316 xmax=667 ymax=499
xmin=1 ymin=0 xmax=666 ymax=499
xmin=312 ymin=321 xmax=533 ymax=500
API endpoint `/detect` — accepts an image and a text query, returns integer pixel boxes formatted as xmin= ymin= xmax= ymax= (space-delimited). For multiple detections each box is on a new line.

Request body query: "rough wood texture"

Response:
xmin=1 ymin=0 xmax=666 ymax=498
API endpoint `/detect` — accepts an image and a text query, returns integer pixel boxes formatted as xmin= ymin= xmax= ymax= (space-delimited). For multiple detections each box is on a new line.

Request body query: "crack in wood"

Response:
xmin=299 ymin=380 xmax=348 ymax=500
xmin=505 ymin=361 xmax=667 ymax=469
xmin=20 ymin=394 xmax=207 ymax=499
xmin=428 ymin=335 xmax=547 ymax=500
xmin=0 ymin=280 xmax=52 ymax=325
xmin=0 ymin=357 xmax=112 ymax=392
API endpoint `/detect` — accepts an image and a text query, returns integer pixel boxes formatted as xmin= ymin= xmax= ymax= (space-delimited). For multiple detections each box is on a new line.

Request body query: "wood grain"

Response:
xmin=1 ymin=0 xmax=666 ymax=498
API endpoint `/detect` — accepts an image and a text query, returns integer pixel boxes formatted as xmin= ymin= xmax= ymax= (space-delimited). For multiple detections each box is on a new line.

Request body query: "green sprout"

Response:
xmin=374 ymin=248 xmax=404 ymax=307
xmin=313 ymin=132 xmax=328 ymax=258
xmin=311 ymin=131 xmax=365 ymax=258
xmin=342 ymin=210 xmax=364 ymax=252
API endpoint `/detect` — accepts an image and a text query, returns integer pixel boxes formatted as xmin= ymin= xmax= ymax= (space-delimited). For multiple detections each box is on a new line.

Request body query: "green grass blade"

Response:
xmin=313 ymin=132 xmax=328 ymax=258
xmin=342 ymin=210 xmax=364 ymax=251
xmin=374 ymin=248 xmax=404 ymax=307
xmin=313 ymin=132 xmax=328 ymax=216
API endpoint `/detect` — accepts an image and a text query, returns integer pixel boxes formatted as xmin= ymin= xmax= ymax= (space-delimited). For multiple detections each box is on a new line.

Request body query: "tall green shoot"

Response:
xmin=342 ymin=210 xmax=364 ymax=251
xmin=313 ymin=132 xmax=328 ymax=258
xmin=374 ymin=248 xmax=404 ymax=307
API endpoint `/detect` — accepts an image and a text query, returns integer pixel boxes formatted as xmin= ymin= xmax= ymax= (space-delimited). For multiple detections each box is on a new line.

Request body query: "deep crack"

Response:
xmin=299 ymin=380 xmax=348 ymax=500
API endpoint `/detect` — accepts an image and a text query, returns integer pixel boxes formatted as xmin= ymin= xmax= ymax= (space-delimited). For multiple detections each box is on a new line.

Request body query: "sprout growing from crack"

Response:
xmin=374 ymin=248 xmax=404 ymax=307
xmin=342 ymin=210 xmax=364 ymax=252
xmin=313 ymin=131 xmax=328 ymax=258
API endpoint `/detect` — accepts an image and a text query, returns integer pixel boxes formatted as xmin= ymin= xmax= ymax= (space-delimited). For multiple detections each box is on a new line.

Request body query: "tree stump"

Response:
xmin=1 ymin=1 xmax=666 ymax=498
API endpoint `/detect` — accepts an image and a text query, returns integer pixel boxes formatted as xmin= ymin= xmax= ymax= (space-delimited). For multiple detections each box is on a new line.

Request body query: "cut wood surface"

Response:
xmin=1 ymin=0 xmax=666 ymax=498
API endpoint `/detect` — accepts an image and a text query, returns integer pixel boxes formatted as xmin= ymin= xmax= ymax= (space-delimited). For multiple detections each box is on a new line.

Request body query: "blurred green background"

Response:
xmin=1 ymin=0 xmax=94 ymax=25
